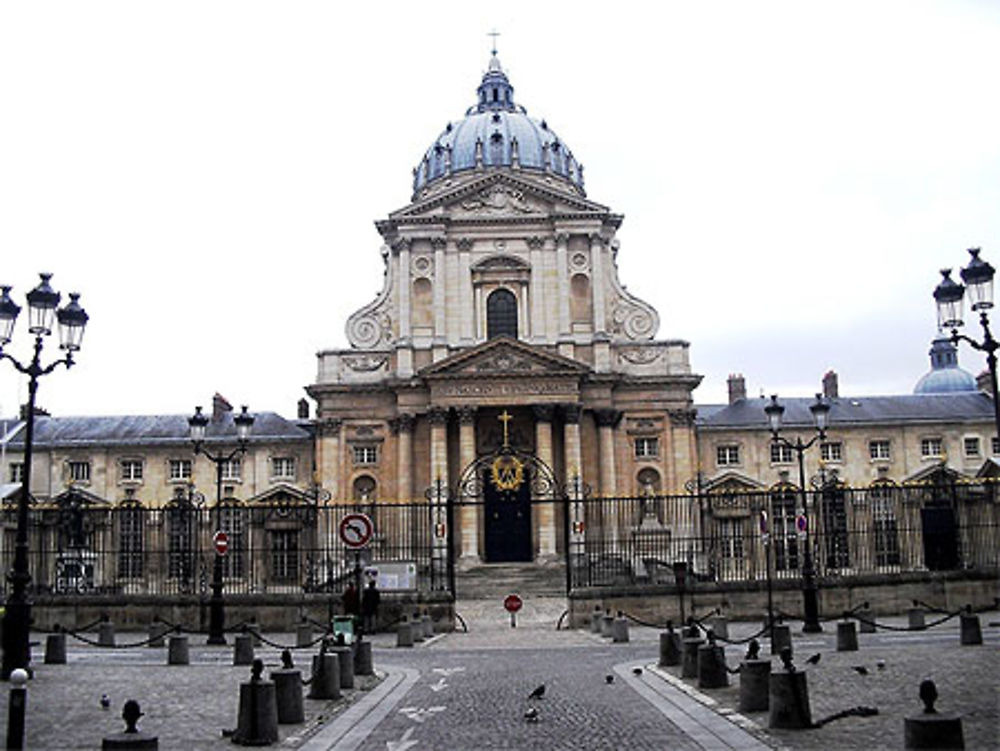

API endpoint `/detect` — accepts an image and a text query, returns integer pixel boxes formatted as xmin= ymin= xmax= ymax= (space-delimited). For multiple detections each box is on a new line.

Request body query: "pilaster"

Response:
xmin=457 ymin=406 xmax=480 ymax=564
xmin=533 ymin=405 xmax=557 ymax=558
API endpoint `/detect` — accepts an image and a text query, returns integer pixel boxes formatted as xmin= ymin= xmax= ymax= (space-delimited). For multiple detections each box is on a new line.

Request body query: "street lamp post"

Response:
xmin=188 ymin=404 xmax=255 ymax=645
xmin=0 ymin=275 xmax=89 ymax=678
xmin=933 ymin=248 xmax=1000 ymax=440
xmin=764 ymin=393 xmax=830 ymax=634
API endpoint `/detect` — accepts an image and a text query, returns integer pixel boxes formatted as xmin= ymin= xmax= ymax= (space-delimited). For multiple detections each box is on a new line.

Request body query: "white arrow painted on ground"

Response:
xmin=432 ymin=667 xmax=465 ymax=676
xmin=386 ymin=727 xmax=418 ymax=751
xmin=398 ymin=705 xmax=446 ymax=723
xmin=429 ymin=678 xmax=448 ymax=692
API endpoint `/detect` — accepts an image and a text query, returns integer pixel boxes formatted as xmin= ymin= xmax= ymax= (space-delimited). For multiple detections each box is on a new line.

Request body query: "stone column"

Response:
xmin=392 ymin=414 xmax=414 ymax=503
xmin=590 ymin=233 xmax=611 ymax=371
xmin=555 ymin=233 xmax=573 ymax=358
xmin=595 ymin=408 xmax=622 ymax=546
xmin=669 ymin=409 xmax=699 ymax=545
xmin=528 ymin=236 xmax=546 ymax=343
xmin=533 ymin=405 xmax=557 ymax=559
xmin=432 ymin=237 xmax=448 ymax=360
xmin=456 ymin=407 xmax=480 ymax=565
xmin=396 ymin=239 xmax=414 ymax=376
xmin=457 ymin=238 xmax=474 ymax=343
xmin=562 ymin=404 xmax=586 ymax=554
xmin=316 ymin=418 xmax=342 ymax=555
xmin=428 ymin=407 xmax=450 ymax=578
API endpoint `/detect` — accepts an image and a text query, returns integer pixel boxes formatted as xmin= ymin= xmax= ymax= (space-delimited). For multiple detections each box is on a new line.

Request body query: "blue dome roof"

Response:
xmin=914 ymin=336 xmax=977 ymax=394
xmin=412 ymin=53 xmax=585 ymax=198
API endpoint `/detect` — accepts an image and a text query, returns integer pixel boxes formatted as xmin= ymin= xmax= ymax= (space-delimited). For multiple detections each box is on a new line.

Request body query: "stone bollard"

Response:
xmin=44 ymin=632 xmax=67 ymax=665
xmin=601 ymin=610 xmax=615 ymax=638
xmin=908 ymin=607 xmax=927 ymax=631
xmin=681 ymin=637 xmax=704 ymax=679
xmin=397 ymin=617 xmax=414 ymax=648
xmin=959 ymin=612 xmax=982 ymax=646
xmin=354 ymin=639 xmax=373 ymax=676
xmin=331 ymin=645 xmax=354 ymax=689
xmin=904 ymin=679 xmax=964 ymax=749
xmin=697 ymin=634 xmax=729 ymax=689
xmin=740 ymin=658 xmax=771 ymax=712
xmin=233 ymin=633 xmax=255 ymax=666
xmin=270 ymin=651 xmax=304 ymax=725
xmin=611 ymin=612 xmax=630 ymax=643
xmin=709 ymin=614 xmax=729 ymax=640
xmin=836 ymin=620 xmax=859 ymax=652
xmin=101 ymin=699 xmax=158 ymax=750
xmin=98 ymin=620 xmax=116 ymax=647
xmin=421 ymin=613 xmax=434 ymax=639
xmin=658 ymin=624 xmax=682 ymax=667
xmin=768 ymin=649 xmax=812 ymax=730
xmin=233 ymin=660 xmax=278 ymax=746
xmin=411 ymin=613 xmax=425 ymax=643
xmin=166 ymin=635 xmax=189 ymax=666
xmin=590 ymin=606 xmax=603 ymax=634
xmin=307 ymin=647 xmax=341 ymax=700
xmin=857 ymin=603 xmax=876 ymax=634
xmin=770 ymin=624 xmax=792 ymax=657
xmin=295 ymin=622 xmax=313 ymax=648
xmin=6 ymin=669 xmax=27 ymax=750
xmin=246 ymin=620 xmax=262 ymax=647
xmin=147 ymin=621 xmax=167 ymax=648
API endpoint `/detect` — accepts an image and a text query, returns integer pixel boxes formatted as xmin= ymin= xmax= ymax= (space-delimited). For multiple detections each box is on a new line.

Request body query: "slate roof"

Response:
xmin=697 ymin=392 xmax=995 ymax=430
xmin=4 ymin=411 xmax=311 ymax=449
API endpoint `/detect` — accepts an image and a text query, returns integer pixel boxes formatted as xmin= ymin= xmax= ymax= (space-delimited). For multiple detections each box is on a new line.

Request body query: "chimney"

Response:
xmin=822 ymin=370 xmax=839 ymax=399
xmin=977 ymin=370 xmax=993 ymax=394
xmin=212 ymin=393 xmax=233 ymax=421
xmin=728 ymin=374 xmax=746 ymax=405
xmin=297 ymin=399 xmax=310 ymax=420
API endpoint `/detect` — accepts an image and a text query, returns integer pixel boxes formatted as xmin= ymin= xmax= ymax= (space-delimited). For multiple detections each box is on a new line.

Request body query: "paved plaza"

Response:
xmin=0 ymin=601 xmax=996 ymax=750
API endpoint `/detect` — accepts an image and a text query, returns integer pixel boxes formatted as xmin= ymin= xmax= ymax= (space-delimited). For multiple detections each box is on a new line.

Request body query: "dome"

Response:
xmin=412 ymin=53 xmax=585 ymax=198
xmin=914 ymin=335 xmax=977 ymax=394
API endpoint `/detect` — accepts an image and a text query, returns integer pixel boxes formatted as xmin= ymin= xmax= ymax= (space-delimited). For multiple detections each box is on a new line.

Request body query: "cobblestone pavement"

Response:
xmin=0 ymin=605 xmax=996 ymax=750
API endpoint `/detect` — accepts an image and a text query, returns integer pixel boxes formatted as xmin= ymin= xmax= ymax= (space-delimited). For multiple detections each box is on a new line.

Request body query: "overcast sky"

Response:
xmin=1 ymin=1 xmax=998 ymax=419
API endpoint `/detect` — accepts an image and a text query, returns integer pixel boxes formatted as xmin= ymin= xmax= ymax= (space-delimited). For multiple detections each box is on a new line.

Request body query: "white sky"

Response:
xmin=1 ymin=1 xmax=998 ymax=419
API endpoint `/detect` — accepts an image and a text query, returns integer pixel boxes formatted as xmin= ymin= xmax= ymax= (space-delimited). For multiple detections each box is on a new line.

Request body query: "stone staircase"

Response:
xmin=453 ymin=562 xmax=568 ymax=629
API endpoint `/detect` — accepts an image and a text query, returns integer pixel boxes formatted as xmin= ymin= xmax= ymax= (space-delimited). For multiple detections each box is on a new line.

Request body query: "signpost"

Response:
xmin=504 ymin=593 xmax=523 ymax=628
xmin=339 ymin=513 xmax=374 ymax=637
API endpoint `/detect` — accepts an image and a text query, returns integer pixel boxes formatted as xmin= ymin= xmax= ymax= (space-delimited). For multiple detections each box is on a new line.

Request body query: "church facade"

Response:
xmin=307 ymin=52 xmax=701 ymax=565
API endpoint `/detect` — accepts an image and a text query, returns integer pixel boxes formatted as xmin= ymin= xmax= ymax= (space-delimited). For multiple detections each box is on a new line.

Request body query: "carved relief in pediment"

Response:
xmin=453 ymin=185 xmax=544 ymax=216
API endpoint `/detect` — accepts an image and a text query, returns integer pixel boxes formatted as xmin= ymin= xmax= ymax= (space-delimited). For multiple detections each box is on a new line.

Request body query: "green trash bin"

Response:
xmin=332 ymin=616 xmax=355 ymax=645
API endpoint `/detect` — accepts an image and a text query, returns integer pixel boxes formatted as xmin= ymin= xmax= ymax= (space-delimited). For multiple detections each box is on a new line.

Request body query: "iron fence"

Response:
xmin=568 ymin=481 xmax=1000 ymax=589
xmin=1 ymin=480 xmax=996 ymax=599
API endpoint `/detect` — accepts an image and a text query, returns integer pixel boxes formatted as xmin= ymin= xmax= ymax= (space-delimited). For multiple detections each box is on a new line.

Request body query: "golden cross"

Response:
xmin=498 ymin=410 xmax=513 ymax=447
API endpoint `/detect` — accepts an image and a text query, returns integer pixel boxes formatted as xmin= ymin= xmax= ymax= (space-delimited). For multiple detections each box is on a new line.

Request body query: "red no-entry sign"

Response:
xmin=504 ymin=593 xmax=523 ymax=613
xmin=213 ymin=530 xmax=229 ymax=556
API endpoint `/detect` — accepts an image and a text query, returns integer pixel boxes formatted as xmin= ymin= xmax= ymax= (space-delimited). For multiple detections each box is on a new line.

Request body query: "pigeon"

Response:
xmin=527 ymin=684 xmax=545 ymax=700
xmin=100 ymin=694 xmax=111 ymax=710
xmin=605 ymin=674 xmax=614 ymax=684
xmin=632 ymin=667 xmax=643 ymax=676
xmin=524 ymin=706 xmax=540 ymax=723
xmin=852 ymin=666 xmax=869 ymax=676
xmin=876 ymin=660 xmax=886 ymax=671
xmin=806 ymin=653 xmax=821 ymax=665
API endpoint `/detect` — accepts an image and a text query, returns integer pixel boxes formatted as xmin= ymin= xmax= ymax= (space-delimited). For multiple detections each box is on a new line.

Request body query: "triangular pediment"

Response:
xmin=904 ymin=461 xmax=969 ymax=485
xmin=247 ymin=483 xmax=315 ymax=505
xmin=391 ymin=172 xmax=609 ymax=221
xmin=420 ymin=337 xmax=591 ymax=379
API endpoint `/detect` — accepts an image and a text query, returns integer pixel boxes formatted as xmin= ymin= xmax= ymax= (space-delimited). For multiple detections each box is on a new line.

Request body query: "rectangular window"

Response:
xmin=271 ymin=456 xmax=296 ymax=479
xmin=869 ymin=440 xmax=891 ymax=461
xmin=120 ymin=460 xmax=143 ymax=482
xmin=920 ymin=438 xmax=943 ymax=458
xmin=117 ymin=506 xmax=144 ymax=580
xmin=770 ymin=442 xmax=794 ymax=464
xmin=221 ymin=458 xmax=241 ymax=481
xmin=169 ymin=459 xmax=192 ymax=481
xmin=964 ymin=437 xmax=981 ymax=458
xmin=353 ymin=446 xmax=377 ymax=465
xmin=716 ymin=444 xmax=740 ymax=466
xmin=820 ymin=442 xmax=843 ymax=462
xmin=68 ymin=461 xmax=91 ymax=483
xmin=634 ymin=437 xmax=659 ymax=459
xmin=9 ymin=462 xmax=25 ymax=483
xmin=270 ymin=529 xmax=299 ymax=583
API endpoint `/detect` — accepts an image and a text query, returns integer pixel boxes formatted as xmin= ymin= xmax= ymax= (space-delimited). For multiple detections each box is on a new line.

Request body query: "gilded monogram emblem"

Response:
xmin=491 ymin=454 xmax=524 ymax=491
